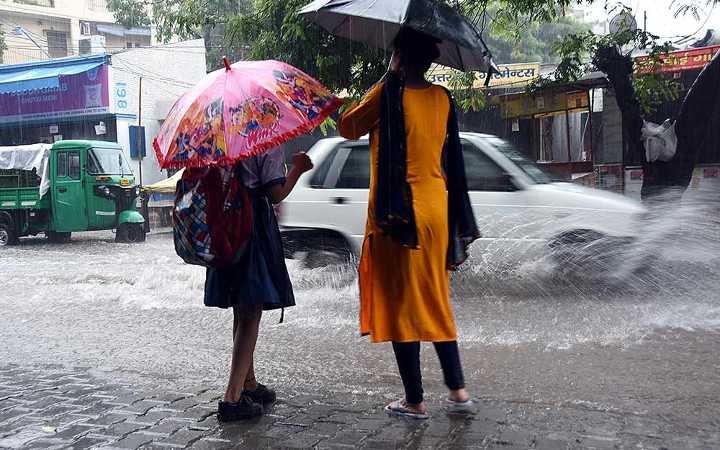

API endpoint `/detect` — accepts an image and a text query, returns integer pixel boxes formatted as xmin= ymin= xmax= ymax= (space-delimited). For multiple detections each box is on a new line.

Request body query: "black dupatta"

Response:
xmin=375 ymin=72 xmax=480 ymax=270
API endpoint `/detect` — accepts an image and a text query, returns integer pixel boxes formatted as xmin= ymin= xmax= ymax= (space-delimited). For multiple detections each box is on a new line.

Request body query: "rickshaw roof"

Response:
xmin=51 ymin=140 xmax=123 ymax=151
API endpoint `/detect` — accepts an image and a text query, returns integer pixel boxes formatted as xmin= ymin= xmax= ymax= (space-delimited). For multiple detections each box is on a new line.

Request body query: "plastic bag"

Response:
xmin=642 ymin=119 xmax=678 ymax=163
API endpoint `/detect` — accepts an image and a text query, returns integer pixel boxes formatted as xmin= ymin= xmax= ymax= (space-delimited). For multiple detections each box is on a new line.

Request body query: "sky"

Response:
xmin=583 ymin=0 xmax=720 ymax=42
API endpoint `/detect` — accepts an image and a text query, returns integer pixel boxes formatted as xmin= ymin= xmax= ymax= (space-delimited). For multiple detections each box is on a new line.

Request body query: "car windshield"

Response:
xmin=484 ymin=138 xmax=554 ymax=184
xmin=88 ymin=149 xmax=133 ymax=176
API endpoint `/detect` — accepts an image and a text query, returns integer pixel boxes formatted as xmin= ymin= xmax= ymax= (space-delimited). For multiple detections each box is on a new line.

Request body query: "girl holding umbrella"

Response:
xmin=154 ymin=59 xmax=341 ymax=422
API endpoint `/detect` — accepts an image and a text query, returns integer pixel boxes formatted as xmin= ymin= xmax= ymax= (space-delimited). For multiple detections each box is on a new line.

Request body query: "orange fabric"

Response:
xmin=338 ymin=83 xmax=456 ymax=343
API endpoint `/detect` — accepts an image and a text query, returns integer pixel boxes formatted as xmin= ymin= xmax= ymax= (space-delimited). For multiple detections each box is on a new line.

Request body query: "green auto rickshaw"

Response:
xmin=0 ymin=140 xmax=146 ymax=246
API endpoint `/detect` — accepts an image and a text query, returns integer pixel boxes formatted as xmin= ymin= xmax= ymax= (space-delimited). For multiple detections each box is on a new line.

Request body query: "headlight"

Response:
xmin=102 ymin=186 xmax=111 ymax=196
xmin=135 ymin=187 xmax=140 ymax=196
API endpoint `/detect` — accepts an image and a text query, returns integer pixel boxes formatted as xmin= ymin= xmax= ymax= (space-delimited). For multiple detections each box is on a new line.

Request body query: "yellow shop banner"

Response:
xmin=427 ymin=63 xmax=541 ymax=89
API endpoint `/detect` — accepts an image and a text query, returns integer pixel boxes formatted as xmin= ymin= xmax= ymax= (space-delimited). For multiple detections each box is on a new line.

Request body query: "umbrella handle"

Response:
xmin=223 ymin=57 xmax=231 ymax=71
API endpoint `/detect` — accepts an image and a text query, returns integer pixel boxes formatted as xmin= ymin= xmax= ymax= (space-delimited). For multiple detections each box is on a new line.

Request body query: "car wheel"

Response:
xmin=549 ymin=229 xmax=606 ymax=267
xmin=0 ymin=222 xmax=17 ymax=246
xmin=47 ymin=231 xmax=71 ymax=243
xmin=302 ymin=234 xmax=355 ymax=269
xmin=117 ymin=223 xmax=146 ymax=243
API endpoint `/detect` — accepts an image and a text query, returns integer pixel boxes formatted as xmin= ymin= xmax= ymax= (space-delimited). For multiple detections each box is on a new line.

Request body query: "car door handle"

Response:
xmin=332 ymin=196 xmax=348 ymax=205
xmin=58 ymin=187 xmax=67 ymax=193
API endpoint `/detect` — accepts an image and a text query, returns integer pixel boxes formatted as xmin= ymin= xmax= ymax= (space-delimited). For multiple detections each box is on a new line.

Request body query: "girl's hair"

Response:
xmin=392 ymin=28 xmax=441 ymax=72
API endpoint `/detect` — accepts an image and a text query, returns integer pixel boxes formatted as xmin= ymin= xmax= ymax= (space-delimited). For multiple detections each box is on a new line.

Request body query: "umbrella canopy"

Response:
xmin=299 ymin=0 xmax=496 ymax=73
xmin=153 ymin=59 xmax=342 ymax=169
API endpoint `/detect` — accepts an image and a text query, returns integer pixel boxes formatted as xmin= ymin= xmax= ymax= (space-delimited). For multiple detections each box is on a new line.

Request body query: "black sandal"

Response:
xmin=217 ymin=394 xmax=263 ymax=422
xmin=242 ymin=383 xmax=277 ymax=404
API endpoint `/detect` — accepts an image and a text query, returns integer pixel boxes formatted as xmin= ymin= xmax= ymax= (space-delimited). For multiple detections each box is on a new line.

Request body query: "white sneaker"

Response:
xmin=446 ymin=398 xmax=476 ymax=414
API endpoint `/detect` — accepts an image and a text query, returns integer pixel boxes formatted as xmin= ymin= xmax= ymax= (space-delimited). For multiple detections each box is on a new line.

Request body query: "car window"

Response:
xmin=309 ymin=146 xmax=339 ymax=188
xmin=462 ymin=143 xmax=516 ymax=192
xmin=57 ymin=152 xmax=68 ymax=178
xmin=484 ymin=137 xmax=553 ymax=184
xmin=336 ymin=145 xmax=370 ymax=189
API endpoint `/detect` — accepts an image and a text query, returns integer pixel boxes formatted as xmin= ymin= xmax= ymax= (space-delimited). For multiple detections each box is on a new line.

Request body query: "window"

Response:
xmin=56 ymin=153 xmax=67 ymax=178
xmin=486 ymin=138 xmax=553 ymax=183
xmin=87 ymin=149 xmax=132 ymax=175
xmin=309 ymin=147 xmax=339 ymax=188
xmin=462 ymin=144 xmax=515 ymax=192
xmin=336 ymin=145 xmax=370 ymax=189
xmin=14 ymin=0 xmax=55 ymax=7
xmin=86 ymin=0 xmax=108 ymax=11
xmin=68 ymin=152 xmax=81 ymax=180
xmin=45 ymin=31 xmax=68 ymax=58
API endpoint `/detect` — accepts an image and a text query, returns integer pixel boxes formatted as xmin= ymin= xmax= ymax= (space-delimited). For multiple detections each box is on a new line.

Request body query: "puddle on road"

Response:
xmin=2 ymin=196 xmax=720 ymax=350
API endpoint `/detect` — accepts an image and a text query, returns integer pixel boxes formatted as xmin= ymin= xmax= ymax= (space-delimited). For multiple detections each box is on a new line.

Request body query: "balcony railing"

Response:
xmin=86 ymin=0 xmax=108 ymax=12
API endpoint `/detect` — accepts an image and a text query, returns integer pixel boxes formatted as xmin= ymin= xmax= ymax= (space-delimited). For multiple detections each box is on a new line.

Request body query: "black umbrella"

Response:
xmin=299 ymin=0 xmax=497 ymax=75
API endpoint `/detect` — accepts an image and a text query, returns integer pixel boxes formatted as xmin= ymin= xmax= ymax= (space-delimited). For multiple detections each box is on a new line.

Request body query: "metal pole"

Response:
xmin=565 ymin=108 xmax=572 ymax=162
xmin=138 ymin=76 xmax=143 ymax=186
xmin=588 ymin=89 xmax=594 ymax=165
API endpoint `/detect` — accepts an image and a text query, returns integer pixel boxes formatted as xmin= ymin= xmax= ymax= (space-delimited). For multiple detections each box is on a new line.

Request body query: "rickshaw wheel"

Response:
xmin=117 ymin=223 xmax=146 ymax=243
xmin=0 ymin=223 xmax=16 ymax=246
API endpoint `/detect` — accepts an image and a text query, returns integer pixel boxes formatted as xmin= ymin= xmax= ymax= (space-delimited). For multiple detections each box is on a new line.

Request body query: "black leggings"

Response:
xmin=391 ymin=341 xmax=465 ymax=405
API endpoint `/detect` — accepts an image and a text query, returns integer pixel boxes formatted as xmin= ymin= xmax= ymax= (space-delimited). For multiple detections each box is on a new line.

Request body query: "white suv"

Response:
xmin=278 ymin=133 xmax=645 ymax=266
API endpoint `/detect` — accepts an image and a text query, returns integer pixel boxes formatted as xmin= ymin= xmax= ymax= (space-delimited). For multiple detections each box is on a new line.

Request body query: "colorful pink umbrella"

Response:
xmin=153 ymin=59 xmax=342 ymax=169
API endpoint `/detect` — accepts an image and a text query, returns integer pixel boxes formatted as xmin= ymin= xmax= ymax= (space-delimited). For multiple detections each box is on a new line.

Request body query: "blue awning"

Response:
xmin=0 ymin=60 xmax=106 ymax=95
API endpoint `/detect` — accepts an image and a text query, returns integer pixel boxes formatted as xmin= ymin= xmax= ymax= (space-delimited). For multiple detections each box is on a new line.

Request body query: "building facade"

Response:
xmin=0 ymin=0 xmax=153 ymax=65
xmin=0 ymin=39 xmax=207 ymax=186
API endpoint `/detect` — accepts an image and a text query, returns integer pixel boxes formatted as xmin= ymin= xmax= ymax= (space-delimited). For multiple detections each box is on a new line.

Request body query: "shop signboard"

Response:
xmin=428 ymin=62 xmax=540 ymax=89
xmin=0 ymin=64 xmax=110 ymax=124
xmin=635 ymin=45 xmax=720 ymax=74
xmin=499 ymin=90 xmax=590 ymax=119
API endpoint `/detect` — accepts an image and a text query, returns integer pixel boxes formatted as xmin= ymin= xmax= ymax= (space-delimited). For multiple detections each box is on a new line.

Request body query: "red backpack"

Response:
xmin=173 ymin=165 xmax=253 ymax=268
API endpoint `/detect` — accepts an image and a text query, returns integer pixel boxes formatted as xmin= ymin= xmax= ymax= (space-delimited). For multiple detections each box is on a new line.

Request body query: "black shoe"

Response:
xmin=242 ymin=383 xmax=277 ymax=404
xmin=217 ymin=394 xmax=263 ymax=422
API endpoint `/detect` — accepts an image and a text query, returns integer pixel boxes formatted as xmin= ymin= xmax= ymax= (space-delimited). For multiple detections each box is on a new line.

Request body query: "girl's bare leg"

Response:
xmin=223 ymin=304 xmax=262 ymax=403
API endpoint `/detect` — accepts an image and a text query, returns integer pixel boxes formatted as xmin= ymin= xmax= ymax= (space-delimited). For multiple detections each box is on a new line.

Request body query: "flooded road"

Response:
xmin=2 ymin=216 xmax=720 ymax=438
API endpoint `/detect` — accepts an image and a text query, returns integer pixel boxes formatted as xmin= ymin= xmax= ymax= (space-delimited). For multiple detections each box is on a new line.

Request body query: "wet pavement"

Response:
xmin=2 ymin=224 xmax=720 ymax=448
xmin=1 ymin=363 xmax=717 ymax=449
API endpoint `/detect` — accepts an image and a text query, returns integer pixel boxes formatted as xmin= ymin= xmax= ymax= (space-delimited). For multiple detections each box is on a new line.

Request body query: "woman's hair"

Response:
xmin=392 ymin=28 xmax=441 ymax=73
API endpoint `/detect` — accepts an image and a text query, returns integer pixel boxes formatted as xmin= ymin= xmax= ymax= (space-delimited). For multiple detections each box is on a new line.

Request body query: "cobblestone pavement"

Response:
xmin=1 ymin=365 xmax=717 ymax=450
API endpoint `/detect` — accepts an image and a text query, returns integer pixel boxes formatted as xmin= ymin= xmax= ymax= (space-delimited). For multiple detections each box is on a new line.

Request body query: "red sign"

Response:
xmin=635 ymin=45 xmax=720 ymax=74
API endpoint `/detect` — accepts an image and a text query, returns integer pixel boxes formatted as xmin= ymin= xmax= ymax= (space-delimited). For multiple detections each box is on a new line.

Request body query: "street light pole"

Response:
xmin=13 ymin=26 xmax=49 ymax=58
xmin=137 ymin=76 xmax=143 ymax=186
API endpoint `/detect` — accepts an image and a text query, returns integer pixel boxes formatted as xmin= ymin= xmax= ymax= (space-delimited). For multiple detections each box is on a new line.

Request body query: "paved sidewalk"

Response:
xmin=0 ymin=364 xmax=715 ymax=449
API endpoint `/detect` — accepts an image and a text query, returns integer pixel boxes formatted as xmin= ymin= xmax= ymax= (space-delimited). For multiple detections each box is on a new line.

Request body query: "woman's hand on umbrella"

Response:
xmin=292 ymin=152 xmax=314 ymax=173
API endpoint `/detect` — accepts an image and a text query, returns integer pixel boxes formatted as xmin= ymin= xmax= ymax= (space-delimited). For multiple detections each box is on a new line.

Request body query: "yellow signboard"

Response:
xmin=499 ymin=90 xmax=590 ymax=119
xmin=427 ymin=63 xmax=540 ymax=89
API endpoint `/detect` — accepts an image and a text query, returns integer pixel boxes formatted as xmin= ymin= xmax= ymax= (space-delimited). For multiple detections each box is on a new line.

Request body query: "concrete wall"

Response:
xmin=110 ymin=39 xmax=207 ymax=185
xmin=599 ymin=90 xmax=624 ymax=164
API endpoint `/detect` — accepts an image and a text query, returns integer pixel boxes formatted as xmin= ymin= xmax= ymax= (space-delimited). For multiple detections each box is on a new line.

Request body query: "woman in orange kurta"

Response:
xmin=338 ymin=29 xmax=477 ymax=418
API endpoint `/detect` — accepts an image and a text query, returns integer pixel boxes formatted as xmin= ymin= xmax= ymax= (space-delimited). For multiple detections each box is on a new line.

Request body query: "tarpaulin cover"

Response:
xmin=142 ymin=168 xmax=185 ymax=194
xmin=0 ymin=144 xmax=51 ymax=198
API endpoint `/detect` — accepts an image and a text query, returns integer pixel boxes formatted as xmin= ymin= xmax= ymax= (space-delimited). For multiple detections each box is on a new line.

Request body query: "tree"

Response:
xmin=107 ymin=0 xmax=597 ymax=104
xmin=107 ymin=0 xmax=252 ymax=70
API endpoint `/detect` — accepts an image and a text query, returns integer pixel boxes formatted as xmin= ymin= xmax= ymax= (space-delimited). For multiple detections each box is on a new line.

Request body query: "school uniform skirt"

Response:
xmin=203 ymin=192 xmax=295 ymax=311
